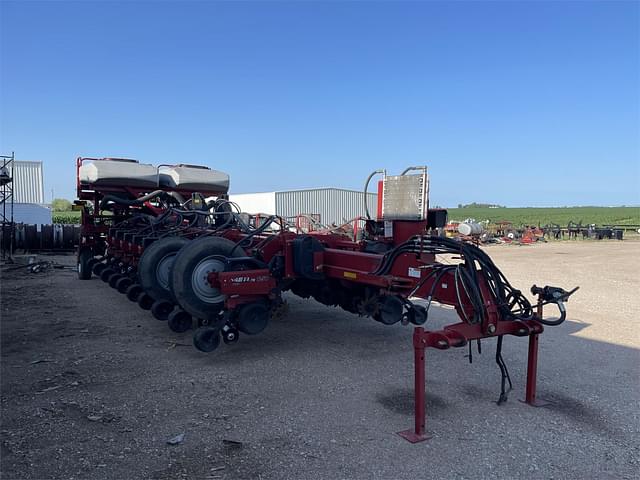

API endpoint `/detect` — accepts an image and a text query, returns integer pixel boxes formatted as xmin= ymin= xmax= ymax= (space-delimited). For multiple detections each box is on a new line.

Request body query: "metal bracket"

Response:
xmin=398 ymin=321 xmax=547 ymax=443
xmin=397 ymin=429 xmax=432 ymax=443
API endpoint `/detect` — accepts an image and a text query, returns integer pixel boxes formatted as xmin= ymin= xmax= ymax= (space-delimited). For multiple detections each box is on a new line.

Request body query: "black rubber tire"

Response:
xmin=236 ymin=302 xmax=270 ymax=335
xmin=408 ymin=305 xmax=428 ymax=326
xmin=193 ymin=327 xmax=221 ymax=352
xmin=170 ymin=236 xmax=245 ymax=321
xmin=108 ymin=273 xmax=123 ymax=288
xmin=100 ymin=268 xmax=116 ymax=282
xmin=126 ymin=284 xmax=143 ymax=302
xmin=222 ymin=327 xmax=239 ymax=344
xmin=151 ymin=299 xmax=174 ymax=321
xmin=116 ymin=277 xmax=133 ymax=294
xmin=77 ymin=249 xmax=93 ymax=280
xmin=137 ymin=292 xmax=154 ymax=310
xmin=375 ymin=295 xmax=404 ymax=325
xmin=167 ymin=309 xmax=193 ymax=333
xmin=138 ymin=236 xmax=188 ymax=302
xmin=93 ymin=262 xmax=106 ymax=276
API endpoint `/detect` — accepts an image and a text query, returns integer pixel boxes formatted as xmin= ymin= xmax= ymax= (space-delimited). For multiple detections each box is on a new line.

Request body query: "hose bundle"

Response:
xmin=373 ymin=235 xmax=534 ymax=323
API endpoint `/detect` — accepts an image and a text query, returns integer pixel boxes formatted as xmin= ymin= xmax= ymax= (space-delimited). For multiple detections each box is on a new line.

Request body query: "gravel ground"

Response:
xmin=1 ymin=239 xmax=639 ymax=480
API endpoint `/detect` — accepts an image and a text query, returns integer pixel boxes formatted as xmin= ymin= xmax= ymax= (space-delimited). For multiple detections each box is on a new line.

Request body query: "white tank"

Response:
xmin=458 ymin=222 xmax=484 ymax=236
xmin=79 ymin=158 xmax=158 ymax=188
xmin=159 ymin=164 xmax=229 ymax=193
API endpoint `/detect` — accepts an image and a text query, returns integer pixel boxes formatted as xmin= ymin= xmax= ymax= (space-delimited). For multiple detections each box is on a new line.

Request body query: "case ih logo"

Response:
xmin=230 ymin=275 xmax=271 ymax=284
xmin=231 ymin=276 xmax=253 ymax=283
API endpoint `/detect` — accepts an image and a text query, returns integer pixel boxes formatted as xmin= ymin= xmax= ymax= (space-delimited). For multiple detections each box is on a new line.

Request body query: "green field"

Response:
xmin=52 ymin=211 xmax=81 ymax=224
xmin=446 ymin=206 xmax=640 ymax=227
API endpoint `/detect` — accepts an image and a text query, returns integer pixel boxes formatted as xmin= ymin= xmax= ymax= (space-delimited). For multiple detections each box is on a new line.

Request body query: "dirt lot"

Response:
xmin=1 ymin=240 xmax=639 ymax=480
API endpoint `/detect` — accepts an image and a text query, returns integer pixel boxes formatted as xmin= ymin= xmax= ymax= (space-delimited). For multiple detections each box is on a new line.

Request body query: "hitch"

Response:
xmin=531 ymin=285 xmax=579 ymax=326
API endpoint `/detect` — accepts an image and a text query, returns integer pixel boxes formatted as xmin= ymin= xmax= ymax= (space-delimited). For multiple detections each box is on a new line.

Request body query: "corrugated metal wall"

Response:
xmin=13 ymin=203 xmax=52 ymax=224
xmin=13 ymin=161 xmax=45 ymax=203
xmin=275 ymin=188 xmax=378 ymax=225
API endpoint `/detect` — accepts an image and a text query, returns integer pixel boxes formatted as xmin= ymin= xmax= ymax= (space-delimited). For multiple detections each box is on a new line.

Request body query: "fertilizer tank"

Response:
xmin=458 ymin=222 xmax=484 ymax=236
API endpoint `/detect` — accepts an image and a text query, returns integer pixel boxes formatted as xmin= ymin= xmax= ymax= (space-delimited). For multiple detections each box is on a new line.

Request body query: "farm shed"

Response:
xmin=229 ymin=188 xmax=378 ymax=226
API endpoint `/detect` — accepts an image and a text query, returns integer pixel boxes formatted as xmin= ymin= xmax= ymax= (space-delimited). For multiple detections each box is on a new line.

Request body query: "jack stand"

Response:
xmin=519 ymin=332 xmax=550 ymax=407
xmin=398 ymin=317 xmax=549 ymax=443
xmin=397 ymin=328 xmax=432 ymax=443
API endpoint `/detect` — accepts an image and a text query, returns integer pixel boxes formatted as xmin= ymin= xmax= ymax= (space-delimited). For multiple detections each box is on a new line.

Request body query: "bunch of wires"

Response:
xmin=110 ymin=192 xmax=287 ymax=253
xmin=229 ymin=214 xmax=285 ymax=256
xmin=373 ymin=235 xmax=534 ymax=323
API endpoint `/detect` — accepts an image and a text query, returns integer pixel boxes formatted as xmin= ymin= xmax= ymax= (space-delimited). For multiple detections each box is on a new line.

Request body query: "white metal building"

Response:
xmin=13 ymin=161 xmax=45 ymax=203
xmin=11 ymin=161 xmax=51 ymax=224
xmin=230 ymin=188 xmax=378 ymax=226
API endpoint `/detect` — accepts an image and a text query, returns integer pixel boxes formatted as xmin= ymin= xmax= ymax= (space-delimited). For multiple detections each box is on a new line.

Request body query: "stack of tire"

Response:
xmin=80 ymin=235 xmax=264 ymax=353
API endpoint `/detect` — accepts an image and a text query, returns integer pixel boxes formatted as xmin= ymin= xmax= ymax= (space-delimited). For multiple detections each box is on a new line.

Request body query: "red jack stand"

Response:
xmin=397 ymin=328 xmax=432 ymax=443
xmin=520 ymin=301 xmax=551 ymax=407
xmin=398 ymin=317 xmax=548 ymax=443
xmin=518 ymin=332 xmax=550 ymax=407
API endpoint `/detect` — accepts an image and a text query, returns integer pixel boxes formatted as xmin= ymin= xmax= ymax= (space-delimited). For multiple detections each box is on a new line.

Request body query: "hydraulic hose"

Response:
xmin=364 ymin=169 xmax=385 ymax=220
xmin=166 ymin=191 xmax=186 ymax=205
xmin=536 ymin=302 xmax=567 ymax=326
xmin=373 ymin=235 xmax=534 ymax=322
xmin=100 ymin=190 xmax=166 ymax=210
xmin=400 ymin=166 xmax=427 ymax=175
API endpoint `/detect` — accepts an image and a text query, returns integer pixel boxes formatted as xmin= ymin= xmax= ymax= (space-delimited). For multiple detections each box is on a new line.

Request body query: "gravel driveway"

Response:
xmin=1 ymin=239 xmax=638 ymax=479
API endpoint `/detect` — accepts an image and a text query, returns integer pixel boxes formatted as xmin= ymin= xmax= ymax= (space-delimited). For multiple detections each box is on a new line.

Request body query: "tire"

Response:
xmin=151 ymin=299 xmax=174 ymax=321
xmin=236 ymin=302 xmax=269 ymax=335
xmin=374 ymin=295 xmax=404 ymax=325
xmin=100 ymin=268 xmax=116 ymax=282
xmin=108 ymin=273 xmax=122 ymax=288
xmin=170 ymin=236 xmax=245 ymax=321
xmin=167 ymin=309 xmax=193 ymax=333
xmin=193 ymin=327 xmax=221 ymax=352
xmin=77 ymin=249 xmax=93 ymax=280
xmin=126 ymin=284 xmax=143 ymax=302
xmin=93 ymin=262 xmax=106 ymax=276
xmin=116 ymin=277 xmax=133 ymax=294
xmin=138 ymin=236 xmax=188 ymax=302
xmin=137 ymin=292 xmax=154 ymax=310
xmin=222 ymin=327 xmax=239 ymax=344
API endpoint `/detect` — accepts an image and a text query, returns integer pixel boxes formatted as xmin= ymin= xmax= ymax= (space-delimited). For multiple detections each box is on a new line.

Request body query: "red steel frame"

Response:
xmin=208 ymin=229 xmax=470 ymax=313
xmin=202 ymin=226 xmax=561 ymax=444
xmin=397 ymin=300 xmax=549 ymax=443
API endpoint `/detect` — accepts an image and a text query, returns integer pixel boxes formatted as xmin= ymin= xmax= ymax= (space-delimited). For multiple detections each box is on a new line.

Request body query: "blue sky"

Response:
xmin=1 ymin=1 xmax=638 ymax=207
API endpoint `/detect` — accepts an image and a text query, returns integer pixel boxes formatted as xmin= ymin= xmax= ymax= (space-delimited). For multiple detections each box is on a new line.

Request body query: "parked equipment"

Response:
xmin=76 ymin=159 xmax=577 ymax=435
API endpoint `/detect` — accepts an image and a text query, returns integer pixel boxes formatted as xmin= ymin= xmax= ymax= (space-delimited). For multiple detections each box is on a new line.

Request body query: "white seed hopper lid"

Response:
xmin=159 ymin=164 xmax=229 ymax=193
xmin=79 ymin=158 xmax=158 ymax=188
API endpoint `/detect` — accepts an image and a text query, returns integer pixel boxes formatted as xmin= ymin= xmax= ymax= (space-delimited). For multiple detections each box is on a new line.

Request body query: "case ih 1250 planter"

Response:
xmin=76 ymin=158 xmax=577 ymax=441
